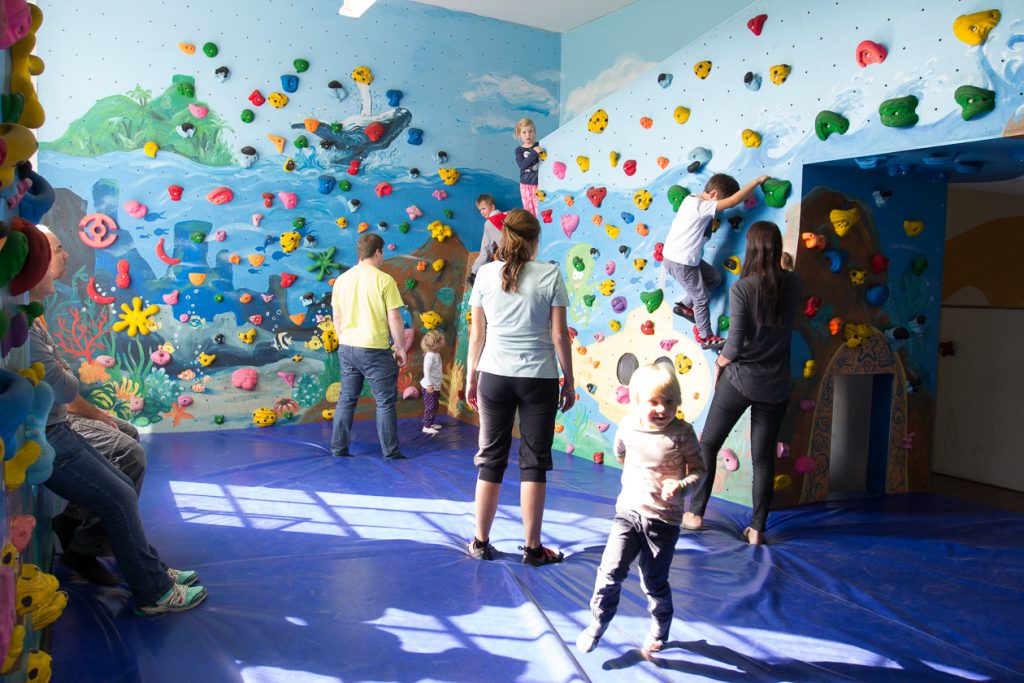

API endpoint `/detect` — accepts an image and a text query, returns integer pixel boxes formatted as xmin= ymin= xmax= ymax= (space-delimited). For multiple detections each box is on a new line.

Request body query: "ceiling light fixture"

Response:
xmin=338 ymin=0 xmax=377 ymax=18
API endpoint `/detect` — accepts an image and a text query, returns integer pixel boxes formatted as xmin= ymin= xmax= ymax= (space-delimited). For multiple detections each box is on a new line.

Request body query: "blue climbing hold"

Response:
xmin=386 ymin=89 xmax=403 ymax=107
xmin=318 ymin=175 xmax=336 ymax=195
xmin=620 ymin=212 xmax=634 ymax=224
xmin=281 ymin=74 xmax=299 ymax=93
xmin=888 ymin=164 xmax=915 ymax=177
xmin=866 ymin=285 xmax=889 ymax=306
xmin=744 ymin=72 xmax=762 ymax=91
xmin=407 ymin=128 xmax=423 ymax=145
xmin=687 ymin=147 xmax=711 ymax=173
xmin=657 ymin=73 xmax=673 ymax=89
xmin=854 ymin=155 xmax=890 ymax=169
xmin=823 ymin=249 xmax=848 ymax=273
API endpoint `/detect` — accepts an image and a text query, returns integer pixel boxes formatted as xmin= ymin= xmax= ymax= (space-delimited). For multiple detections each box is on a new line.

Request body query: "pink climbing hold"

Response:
xmin=9 ymin=515 xmax=36 ymax=552
xmin=278 ymin=372 xmax=296 ymax=388
xmin=365 ymin=121 xmax=386 ymax=142
xmin=855 ymin=40 xmax=887 ymax=67
xmin=124 ymin=200 xmax=148 ymax=219
xmin=560 ymin=214 xmax=579 ymax=238
xmin=262 ymin=293 xmax=274 ymax=303
xmin=406 ymin=205 xmax=423 ymax=220
xmin=794 ymin=455 xmax=815 ymax=474
xmin=776 ymin=442 xmax=791 ymax=458
xmin=659 ymin=339 xmax=678 ymax=351
xmin=565 ymin=444 xmax=575 ymax=455
xmin=615 ymin=386 xmax=630 ymax=404
xmin=177 ymin=395 xmax=194 ymax=407
xmin=403 ymin=386 xmax=420 ymax=399
xmin=721 ymin=448 xmax=739 ymax=472
xmin=552 ymin=161 xmax=566 ymax=179
xmin=432 ymin=189 xmax=448 ymax=201
xmin=249 ymin=315 xmax=263 ymax=325
xmin=206 ymin=187 xmax=234 ymax=204
xmin=375 ymin=182 xmax=393 ymax=198
xmin=188 ymin=103 xmax=210 ymax=118
xmin=747 ymin=13 xmax=767 ymax=36
xmin=162 ymin=290 xmax=179 ymax=305
xmin=605 ymin=261 xmax=615 ymax=275
xmin=252 ymin=214 xmax=264 ymax=226
xmin=179 ymin=314 xmax=191 ymax=323
xmin=231 ymin=367 xmax=259 ymax=391
xmin=743 ymin=195 xmax=758 ymax=209
xmin=151 ymin=349 xmax=172 ymax=366
xmin=278 ymin=191 xmax=298 ymax=209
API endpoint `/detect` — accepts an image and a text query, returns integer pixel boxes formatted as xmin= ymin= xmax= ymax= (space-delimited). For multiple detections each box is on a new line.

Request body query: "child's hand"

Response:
xmin=426 ymin=385 xmax=435 ymax=394
xmin=534 ymin=144 xmax=545 ymax=155
xmin=756 ymin=174 xmax=770 ymax=185
xmin=680 ymin=474 xmax=700 ymax=489
xmin=660 ymin=479 xmax=681 ymax=501
xmin=616 ymin=453 xmax=625 ymax=465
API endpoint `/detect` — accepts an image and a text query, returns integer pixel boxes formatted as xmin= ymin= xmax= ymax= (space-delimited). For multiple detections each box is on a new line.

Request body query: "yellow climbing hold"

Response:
xmin=693 ymin=60 xmax=712 ymax=79
xmin=429 ymin=220 xmax=453 ymax=242
xmin=673 ymin=106 xmax=691 ymax=124
xmin=576 ymin=156 xmax=590 ymax=172
xmin=609 ymin=151 xmax=619 ymax=167
xmin=431 ymin=258 xmax=445 ymax=272
xmin=248 ymin=254 xmax=266 ymax=268
xmin=599 ymin=279 xmax=616 ymax=296
xmin=438 ymin=168 xmax=460 ymax=186
xmin=609 ymin=320 xmax=621 ymax=332
xmin=904 ymin=220 xmax=925 ymax=237
xmin=238 ymin=328 xmax=256 ymax=344
xmin=633 ymin=189 xmax=653 ymax=210
xmin=587 ymin=109 xmax=608 ymax=133
xmin=741 ymin=129 xmax=762 ymax=148
xmin=281 ymin=231 xmax=301 ymax=253
xmin=351 ymin=66 xmax=374 ymax=85
xmin=534 ymin=189 xmax=546 ymax=201
xmin=335 ymin=217 xmax=349 ymax=229
xmin=953 ymin=10 xmax=1000 ymax=46
xmin=420 ymin=311 xmax=442 ymax=329
xmin=605 ymin=224 xmax=619 ymax=239
xmin=829 ymin=207 xmax=861 ymax=237
xmin=112 ymin=297 xmax=160 ymax=337
xmin=769 ymin=64 xmax=792 ymax=85
xmin=143 ymin=141 xmax=158 ymax=158
xmin=633 ymin=258 xmax=647 ymax=271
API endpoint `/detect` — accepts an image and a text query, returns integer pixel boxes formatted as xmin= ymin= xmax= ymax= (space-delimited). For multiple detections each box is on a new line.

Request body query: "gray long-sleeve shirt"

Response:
xmin=720 ymin=271 xmax=802 ymax=404
xmin=471 ymin=211 xmax=503 ymax=276
xmin=29 ymin=319 xmax=79 ymax=426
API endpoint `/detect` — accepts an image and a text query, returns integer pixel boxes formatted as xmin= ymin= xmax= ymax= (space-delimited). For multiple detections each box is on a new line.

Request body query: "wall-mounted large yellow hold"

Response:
xmin=10 ymin=4 xmax=45 ymax=128
xmin=741 ymin=129 xmax=762 ymax=148
xmin=769 ymin=64 xmax=792 ymax=85
xmin=198 ymin=353 xmax=217 ymax=367
xmin=673 ymin=106 xmax=691 ymax=124
xmin=605 ymin=223 xmax=619 ymax=239
xmin=953 ymin=10 xmax=1000 ymax=46
xmin=431 ymin=258 xmax=445 ymax=272
xmin=609 ymin=320 xmax=621 ymax=331
xmin=351 ymin=66 xmax=374 ymax=85
xmin=143 ymin=141 xmax=159 ymax=158
xmin=253 ymin=408 xmax=277 ymax=427
xmin=609 ymin=151 xmax=619 ymax=167
xmin=238 ymin=328 xmax=257 ymax=344
xmin=803 ymin=360 xmax=817 ymax=378
xmin=428 ymin=220 xmax=452 ymax=242
xmin=268 ymin=92 xmax=289 ymax=108
xmin=280 ymin=231 xmax=301 ymax=253
xmin=599 ymin=279 xmax=616 ymax=296
xmin=674 ymin=353 xmax=692 ymax=374
xmin=534 ymin=189 xmax=546 ymax=201
xmin=844 ymin=323 xmax=871 ymax=349
xmin=587 ymin=109 xmax=608 ymax=133
xmin=420 ymin=310 xmax=442 ymax=330
xmin=633 ymin=189 xmax=652 ymax=210
xmin=693 ymin=60 xmax=712 ymax=79
xmin=576 ymin=156 xmax=590 ymax=172
xmin=829 ymin=207 xmax=861 ymax=237
xmin=849 ymin=270 xmax=866 ymax=286
xmin=903 ymin=220 xmax=924 ymax=237
xmin=633 ymin=258 xmax=647 ymax=271
xmin=438 ymin=168 xmax=460 ymax=185
xmin=335 ymin=217 xmax=348 ymax=229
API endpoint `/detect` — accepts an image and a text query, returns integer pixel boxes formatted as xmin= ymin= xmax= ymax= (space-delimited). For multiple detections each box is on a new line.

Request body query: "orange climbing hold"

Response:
xmin=304 ymin=118 xmax=320 ymax=132
xmin=267 ymin=134 xmax=286 ymax=153
xmin=639 ymin=117 xmax=653 ymax=129
xmin=248 ymin=254 xmax=266 ymax=267
xmin=656 ymin=157 xmax=669 ymax=169
xmin=290 ymin=313 xmax=306 ymax=326
xmin=188 ymin=273 xmax=207 ymax=286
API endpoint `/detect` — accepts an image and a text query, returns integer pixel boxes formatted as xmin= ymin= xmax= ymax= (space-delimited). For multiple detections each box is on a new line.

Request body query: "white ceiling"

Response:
xmin=406 ymin=0 xmax=639 ymax=33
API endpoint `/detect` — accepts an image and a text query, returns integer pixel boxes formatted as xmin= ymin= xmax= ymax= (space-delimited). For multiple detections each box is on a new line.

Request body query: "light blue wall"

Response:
xmin=560 ymin=0 xmax=755 ymax=123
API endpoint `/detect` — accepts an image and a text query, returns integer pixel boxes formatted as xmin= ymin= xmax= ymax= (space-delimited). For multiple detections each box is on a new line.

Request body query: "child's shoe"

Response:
xmin=167 ymin=567 xmax=200 ymax=586
xmin=422 ymin=427 xmax=439 ymax=436
xmin=693 ymin=325 xmax=726 ymax=351
xmin=520 ymin=545 xmax=564 ymax=566
xmin=430 ymin=424 xmax=443 ymax=430
xmin=672 ymin=303 xmax=695 ymax=323
xmin=466 ymin=537 xmax=496 ymax=560
xmin=642 ymin=632 xmax=664 ymax=653
xmin=576 ymin=621 xmax=606 ymax=653
xmin=134 ymin=582 xmax=207 ymax=615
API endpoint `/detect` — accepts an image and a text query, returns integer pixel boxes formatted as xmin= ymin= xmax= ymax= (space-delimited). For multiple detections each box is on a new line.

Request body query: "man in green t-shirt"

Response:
xmin=330 ymin=234 xmax=409 ymax=460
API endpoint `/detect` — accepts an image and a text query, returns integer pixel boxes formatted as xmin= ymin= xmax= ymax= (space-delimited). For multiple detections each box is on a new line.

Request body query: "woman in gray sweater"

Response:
xmin=683 ymin=221 xmax=801 ymax=544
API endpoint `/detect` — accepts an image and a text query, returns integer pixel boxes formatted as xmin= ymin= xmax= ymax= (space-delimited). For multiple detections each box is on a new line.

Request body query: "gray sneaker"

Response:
xmin=466 ymin=538 xmax=496 ymax=560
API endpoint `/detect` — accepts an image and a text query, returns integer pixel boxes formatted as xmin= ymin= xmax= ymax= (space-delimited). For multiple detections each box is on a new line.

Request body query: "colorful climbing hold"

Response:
xmin=741 ymin=129 xmax=761 ymax=148
xmin=849 ymin=270 xmax=866 ymax=286
xmin=693 ymin=61 xmax=712 ymax=79
xmin=866 ymin=284 xmax=889 ymax=306
xmin=910 ymin=255 xmax=928 ymax=276
xmin=281 ymin=75 xmax=299 ymax=93
xmin=280 ymin=231 xmax=301 ymax=253
xmin=249 ymin=90 xmax=265 ymax=107
xmin=438 ymin=168 xmax=460 ymax=186
xmin=385 ymin=89 xmax=403 ymax=107
xmin=666 ymin=185 xmax=689 ymax=212
xmin=240 ymin=109 xmax=254 ymax=123
xmin=561 ymin=214 xmax=579 ymax=238
xmin=760 ymin=178 xmax=791 ymax=208
xmin=143 ymin=141 xmax=158 ymax=158
xmin=879 ymin=95 xmax=919 ymax=127
xmin=687 ymin=147 xmax=711 ymax=173
xmin=639 ymin=289 xmax=663 ymax=313
xmin=952 ymin=10 xmax=1000 ymax=46
xmin=903 ymin=220 xmax=924 ymax=237
xmin=633 ymin=189 xmax=652 ymax=211
xmin=954 ymin=85 xmax=996 ymax=120
xmin=586 ymin=186 xmax=607 ymax=207
xmin=723 ymin=256 xmax=741 ymax=274
xmin=823 ymin=249 xmax=848 ymax=273
xmin=622 ymin=159 xmax=637 ymax=176
xmin=639 ymin=117 xmax=653 ymax=129
xmin=206 ymin=187 xmax=234 ymax=205
xmin=657 ymin=73 xmax=673 ymax=88
xmin=576 ymin=156 xmax=590 ymax=172
xmin=744 ymin=72 xmax=762 ymax=91
xmin=599 ymin=280 xmax=615 ymax=296
xmin=815 ymin=111 xmax=850 ymax=141
xmin=747 ymin=13 xmax=767 ymax=35
xmin=855 ymin=40 xmax=887 ymax=67
xmin=552 ymin=161 xmax=566 ymax=179
xmin=268 ymin=92 xmax=289 ymax=108
xmin=280 ymin=272 xmax=297 ymax=288
xmin=769 ymin=64 xmax=791 ymax=85
xmin=587 ymin=109 xmax=608 ymax=134
xmin=178 ymin=42 xmax=196 ymax=55
xmin=829 ymin=207 xmax=860 ymax=237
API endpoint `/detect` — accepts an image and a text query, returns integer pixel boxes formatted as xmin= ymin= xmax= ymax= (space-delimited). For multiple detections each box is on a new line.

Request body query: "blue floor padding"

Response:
xmin=52 ymin=419 xmax=1024 ymax=682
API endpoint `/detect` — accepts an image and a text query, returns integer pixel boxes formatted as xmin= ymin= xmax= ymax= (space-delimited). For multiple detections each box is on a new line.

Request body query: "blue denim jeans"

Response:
xmin=588 ymin=510 xmax=680 ymax=641
xmin=331 ymin=345 xmax=400 ymax=458
xmin=44 ymin=422 xmax=172 ymax=605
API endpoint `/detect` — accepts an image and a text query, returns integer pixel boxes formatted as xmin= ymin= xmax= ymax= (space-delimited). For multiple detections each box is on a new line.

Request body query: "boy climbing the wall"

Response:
xmin=467 ymin=194 xmax=506 ymax=286
xmin=663 ymin=173 xmax=768 ymax=350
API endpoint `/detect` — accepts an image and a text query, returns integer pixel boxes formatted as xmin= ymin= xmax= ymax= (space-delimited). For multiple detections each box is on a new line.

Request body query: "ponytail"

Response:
xmin=495 ymin=208 xmax=540 ymax=293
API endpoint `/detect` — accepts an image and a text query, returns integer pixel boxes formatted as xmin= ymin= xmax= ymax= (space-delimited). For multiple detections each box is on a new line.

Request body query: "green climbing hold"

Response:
xmin=214 ymin=293 xmax=224 ymax=303
xmin=292 ymin=217 xmax=306 ymax=229
xmin=761 ymin=178 xmax=792 ymax=208
xmin=639 ymin=288 xmax=664 ymax=314
xmin=307 ymin=246 xmax=342 ymax=281
xmin=338 ymin=179 xmax=351 ymax=192
xmin=241 ymin=109 xmax=254 ymax=123
xmin=436 ymin=287 xmax=455 ymax=306
xmin=202 ymin=42 xmax=218 ymax=58
xmin=0 ymin=231 xmax=28 ymax=288
xmin=405 ymin=277 xmax=417 ymax=290
xmin=214 ymin=415 xmax=225 ymax=425
xmin=879 ymin=95 xmax=919 ymax=128
xmin=443 ymin=209 xmax=454 ymax=219
xmin=954 ymin=85 xmax=995 ymax=121
xmin=717 ymin=314 xmax=730 ymax=332
xmin=814 ymin=110 xmax=849 ymax=141
xmin=572 ymin=255 xmax=585 ymax=271
xmin=177 ymin=82 xmax=195 ymax=98
xmin=17 ymin=301 xmax=44 ymax=326
xmin=398 ymin=222 xmax=410 ymax=234
xmin=330 ymin=122 xmax=343 ymax=134
xmin=294 ymin=135 xmax=309 ymax=149
xmin=190 ymin=231 xmax=206 ymax=244
xmin=910 ymin=255 xmax=928 ymax=276
xmin=666 ymin=185 xmax=690 ymax=212
xmin=294 ymin=59 xmax=310 ymax=73
xmin=583 ymin=294 xmax=596 ymax=307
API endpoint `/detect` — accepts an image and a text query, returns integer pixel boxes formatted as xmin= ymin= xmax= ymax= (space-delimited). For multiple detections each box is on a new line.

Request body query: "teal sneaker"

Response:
xmin=167 ymin=568 xmax=200 ymax=586
xmin=135 ymin=583 xmax=207 ymax=616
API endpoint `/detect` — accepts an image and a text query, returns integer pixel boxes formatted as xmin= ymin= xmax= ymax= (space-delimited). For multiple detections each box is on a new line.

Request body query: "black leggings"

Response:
xmin=474 ymin=372 xmax=559 ymax=484
xmin=690 ymin=377 xmax=789 ymax=532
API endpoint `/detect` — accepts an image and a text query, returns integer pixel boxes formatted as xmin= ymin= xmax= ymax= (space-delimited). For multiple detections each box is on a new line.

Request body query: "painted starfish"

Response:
xmin=164 ymin=403 xmax=195 ymax=428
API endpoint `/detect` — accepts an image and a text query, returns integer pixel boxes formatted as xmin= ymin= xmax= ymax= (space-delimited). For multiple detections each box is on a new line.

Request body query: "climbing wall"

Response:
xmin=34 ymin=0 xmax=559 ymax=432
xmin=537 ymin=1 xmax=1023 ymax=505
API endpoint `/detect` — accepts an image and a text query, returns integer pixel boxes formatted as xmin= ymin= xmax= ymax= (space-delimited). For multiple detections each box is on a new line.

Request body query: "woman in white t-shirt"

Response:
xmin=465 ymin=208 xmax=575 ymax=566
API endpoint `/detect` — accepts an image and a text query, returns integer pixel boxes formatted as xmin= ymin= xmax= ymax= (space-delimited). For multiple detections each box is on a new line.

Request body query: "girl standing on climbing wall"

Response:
xmin=513 ymin=118 xmax=543 ymax=216
xmin=684 ymin=221 xmax=801 ymax=545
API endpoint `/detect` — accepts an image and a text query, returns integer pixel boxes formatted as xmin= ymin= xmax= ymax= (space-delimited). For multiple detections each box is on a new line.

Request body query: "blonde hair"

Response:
xmin=629 ymin=363 xmax=681 ymax=408
xmin=495 ymin=208 xmax=540 ymax=293
xmin=420 ymin=329 xmax=445 ymax=352
xmin=514 ymin=118 xmax=535 ymax=138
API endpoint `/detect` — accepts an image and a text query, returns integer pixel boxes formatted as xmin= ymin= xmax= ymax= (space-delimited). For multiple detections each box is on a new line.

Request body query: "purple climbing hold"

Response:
xmin=611 ymin=296 xmax=627 ymax=313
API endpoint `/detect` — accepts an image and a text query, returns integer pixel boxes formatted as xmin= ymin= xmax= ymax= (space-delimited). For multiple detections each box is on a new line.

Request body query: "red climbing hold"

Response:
xmin=116 ymin=259 xmax=131 ymax=288
xmin=870 ymin=254 xmax=890 ymax=273
xmin=365 ymin=121 xmax=386 ymax=142
xmin=168 ymin=185 xmax=184 ymax=201
xmin=653 ymin=243 xmax=664 ymax=262
xmin=747 ymin=13 xmax=767 ymax=36
xmin=348 ymin=159 xmax=361 ymax=176
xmin=249 ymin=89 xmax=266 ymax=106
xmin=855 ymin=40 xmax=888 ymax=67
xmin=803 ymin=296 xmax=822 ymax=318
xmin=640 ymin=320 xmax=655 ymax=335
xmin=541 ymin=209 xmax=553 ymax=223
xmin=280 ymin=272 xmax=297 ymax=288
xmin=623 ymin=160 xmax=637 ymax=176
xmin=249 ymin=314 xmax=263 ymax=325
xmin=586 ymin=186 xmax=608 ymax=208
xmin=375 ymin=182 xmax=392 ymax=198
xmin=262 ymin=192 xmax=275 ymax=208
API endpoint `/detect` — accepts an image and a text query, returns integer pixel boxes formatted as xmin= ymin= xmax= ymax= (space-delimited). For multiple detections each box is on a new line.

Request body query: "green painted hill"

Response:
xmin=41 ymin=75 xmax=235 ymax=166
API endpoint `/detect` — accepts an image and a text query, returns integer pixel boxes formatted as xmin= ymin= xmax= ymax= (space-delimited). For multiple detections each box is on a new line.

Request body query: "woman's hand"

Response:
xmin=660 ymin=479 xmax=681 ymax=501
xmin=558 ymin=382 xmax=575 ymax=413
xmin=466 ymin=380 xmax=478 ymax=409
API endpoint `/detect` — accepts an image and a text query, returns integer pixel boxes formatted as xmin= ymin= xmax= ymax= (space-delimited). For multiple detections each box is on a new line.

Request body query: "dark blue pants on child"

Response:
xmin=663 ymin=258 xmax=723 ymax=339
xmin=587 ymin=509 xmax=680 ymax=642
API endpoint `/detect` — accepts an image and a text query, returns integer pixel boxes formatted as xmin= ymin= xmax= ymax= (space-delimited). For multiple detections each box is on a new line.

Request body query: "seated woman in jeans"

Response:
xmin=465 ymin=208 xmax=575 ymax=565
xmin=29 ymin=227 xmax=207 ymax=614
xmin=684 ymin=221 xmax=801 ymax=545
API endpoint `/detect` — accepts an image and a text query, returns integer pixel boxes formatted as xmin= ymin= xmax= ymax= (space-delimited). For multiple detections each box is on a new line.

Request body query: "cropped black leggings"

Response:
xmin=474 ymin=372 xmax=559 ymax=484
xmin=690 ymin=377 xmax=788 ymax=532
